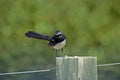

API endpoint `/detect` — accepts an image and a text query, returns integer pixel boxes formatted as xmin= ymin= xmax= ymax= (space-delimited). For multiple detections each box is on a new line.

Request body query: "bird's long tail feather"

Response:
xmin=25 ymin=31 xmax=51 ymax=41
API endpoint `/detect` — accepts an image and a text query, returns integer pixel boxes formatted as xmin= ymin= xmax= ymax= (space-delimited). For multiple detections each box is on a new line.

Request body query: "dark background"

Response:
xmin=0 ymin=0 xmax=120 ymax=80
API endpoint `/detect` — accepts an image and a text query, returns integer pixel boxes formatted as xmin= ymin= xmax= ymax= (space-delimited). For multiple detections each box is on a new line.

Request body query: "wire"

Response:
xmin=97 ymin=62 xmax=120 ymax=67
xmin=0 ymin=63 xmax=120 ymax=76
xmin=0 ymin=69 xmax=51 ymax=76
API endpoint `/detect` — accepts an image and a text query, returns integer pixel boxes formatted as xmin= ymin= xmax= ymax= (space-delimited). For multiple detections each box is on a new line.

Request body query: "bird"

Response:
xmin=25 ymin=30 xmax=66 ymax=57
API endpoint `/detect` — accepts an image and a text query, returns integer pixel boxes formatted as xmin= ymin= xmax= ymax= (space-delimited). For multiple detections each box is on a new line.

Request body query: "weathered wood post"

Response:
xmin=56 ymin=56 xmax=98 ymax=80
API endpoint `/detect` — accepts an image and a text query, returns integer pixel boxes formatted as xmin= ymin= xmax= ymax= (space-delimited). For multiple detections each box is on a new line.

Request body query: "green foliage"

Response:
xmin=0 ymin=0 xmax=120 ymax=79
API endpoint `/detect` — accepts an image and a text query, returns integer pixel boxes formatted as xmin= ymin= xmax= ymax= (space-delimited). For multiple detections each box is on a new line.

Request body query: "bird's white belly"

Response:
xmin=53 ymin=39 xmax=66 ymax=49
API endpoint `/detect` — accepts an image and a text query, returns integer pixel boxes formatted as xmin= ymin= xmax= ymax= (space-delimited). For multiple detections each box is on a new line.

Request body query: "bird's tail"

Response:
xmin=25 ymin=31 xmax=51 ymax=41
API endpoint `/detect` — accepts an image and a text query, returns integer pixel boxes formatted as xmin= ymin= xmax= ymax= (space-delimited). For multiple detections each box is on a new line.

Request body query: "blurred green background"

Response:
xmin=0 ymin=0 xmax=120 ymax=80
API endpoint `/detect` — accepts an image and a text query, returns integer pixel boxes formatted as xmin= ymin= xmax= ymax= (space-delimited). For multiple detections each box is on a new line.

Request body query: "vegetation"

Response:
xmin=0 ymin=0 xmax=120 ymax=80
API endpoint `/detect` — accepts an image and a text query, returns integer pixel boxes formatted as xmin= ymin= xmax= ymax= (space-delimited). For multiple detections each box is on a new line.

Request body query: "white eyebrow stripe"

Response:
xmin=55 ymin=32 xmax=62 ymax=35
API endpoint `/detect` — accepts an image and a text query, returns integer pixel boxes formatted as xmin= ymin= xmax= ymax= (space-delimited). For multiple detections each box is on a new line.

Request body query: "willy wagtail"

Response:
xmin=25 ymin=30 xmax=66 ymax=56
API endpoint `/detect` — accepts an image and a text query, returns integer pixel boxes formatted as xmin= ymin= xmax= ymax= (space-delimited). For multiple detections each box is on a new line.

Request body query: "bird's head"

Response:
xmin=54 ymin=30 xmax=63 ymax=39
xmin=55 ymin=30 xmax=62 ymax=36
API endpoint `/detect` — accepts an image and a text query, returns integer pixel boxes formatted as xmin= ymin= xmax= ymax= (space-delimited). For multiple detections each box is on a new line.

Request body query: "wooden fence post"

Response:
xmin=56 ymin=56 xmax=98 ymax=80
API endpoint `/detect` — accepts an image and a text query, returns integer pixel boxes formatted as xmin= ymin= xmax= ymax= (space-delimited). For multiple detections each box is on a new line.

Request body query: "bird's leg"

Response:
xmin=61 ymin=48 xmax=64 ymax=57
xmin=61 ymin=48 xmax=63 ymax=53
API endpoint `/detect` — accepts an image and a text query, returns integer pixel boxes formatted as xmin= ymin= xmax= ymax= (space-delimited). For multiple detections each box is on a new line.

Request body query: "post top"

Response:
xmin=56 ymin=56 xmax=97 ymax=59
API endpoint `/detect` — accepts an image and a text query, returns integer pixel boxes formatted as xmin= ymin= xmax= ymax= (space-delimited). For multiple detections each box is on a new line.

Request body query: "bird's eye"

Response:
xmin=59 ymin=34 xmax=62 ymax=36
xmin=57 ymin=34 xmax=62 ymax=36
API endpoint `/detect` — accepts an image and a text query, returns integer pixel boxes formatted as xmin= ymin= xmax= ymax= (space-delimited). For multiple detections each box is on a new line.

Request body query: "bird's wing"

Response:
xmin=25 ymin=31 xmax=51 ymax=41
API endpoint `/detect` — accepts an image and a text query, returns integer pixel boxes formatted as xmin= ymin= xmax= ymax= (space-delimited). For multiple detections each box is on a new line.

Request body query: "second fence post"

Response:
xmin=56 ymin=56 xmax=98 ymax=80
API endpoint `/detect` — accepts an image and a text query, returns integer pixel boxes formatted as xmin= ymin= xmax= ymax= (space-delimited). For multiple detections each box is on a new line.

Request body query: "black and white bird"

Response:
xmin=25 ymin=30 xmax=66 ymax=56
